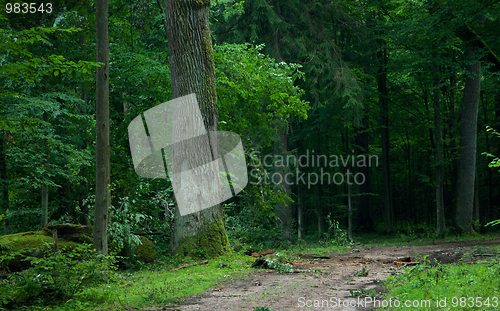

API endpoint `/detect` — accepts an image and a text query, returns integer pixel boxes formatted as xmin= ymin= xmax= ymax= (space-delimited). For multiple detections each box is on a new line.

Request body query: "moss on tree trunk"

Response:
xmin=164 ymin=0 xmax=231 ymax=257
xmin=171 ymin=215 xmax=231 ymax=258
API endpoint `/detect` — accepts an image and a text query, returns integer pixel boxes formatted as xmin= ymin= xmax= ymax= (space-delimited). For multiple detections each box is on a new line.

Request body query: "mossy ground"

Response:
xmin=0 ymin=231 xmax=79 ymax=254
xmin=0 ymin=230 xmax=157 ymax=267
xmin=132 ymin=236 xmax=157 ymax=263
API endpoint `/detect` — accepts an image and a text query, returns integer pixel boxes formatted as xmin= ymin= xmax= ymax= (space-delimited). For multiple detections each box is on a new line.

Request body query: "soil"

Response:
xmin=158 ymin=238 xmax=500 ymax=311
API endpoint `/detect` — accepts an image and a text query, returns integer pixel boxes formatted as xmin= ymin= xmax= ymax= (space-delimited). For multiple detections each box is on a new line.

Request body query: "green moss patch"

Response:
xmin=0 ymin=229 xmax=157 ymax=269
xmin=0 ymin=231 xmax=79 ymax=254
xmin=132 ymin=236 xmax=157 ymax=263
xmin=173 ymin=216 xmax=232 ymax=259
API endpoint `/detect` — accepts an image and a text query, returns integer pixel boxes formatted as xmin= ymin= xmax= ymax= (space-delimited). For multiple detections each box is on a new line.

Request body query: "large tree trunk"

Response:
xmin=434 ymin=63 xmax=446 ymax=238
xmin=455 ymin=48 xmax=481 ymax=233
xmin=166 ymin=0 xmax=231 ymax=257
xmin=94 ymin=0 xmax=110 ymax=255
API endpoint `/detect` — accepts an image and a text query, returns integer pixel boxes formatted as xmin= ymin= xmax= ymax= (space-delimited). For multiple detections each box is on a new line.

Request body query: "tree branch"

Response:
xmin=456 ymin=24 xmax=500 ymax=72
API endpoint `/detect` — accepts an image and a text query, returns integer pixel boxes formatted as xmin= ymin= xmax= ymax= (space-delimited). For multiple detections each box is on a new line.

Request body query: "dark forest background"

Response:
xmin=1 ymin=0 xmax=500 ymax=252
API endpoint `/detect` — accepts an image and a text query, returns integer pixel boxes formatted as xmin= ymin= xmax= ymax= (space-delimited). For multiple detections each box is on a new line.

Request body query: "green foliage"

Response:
xmin=215 ymin=43 xmax=309 ymax=147
xmin=0 ymin=243 xmax=117 ymax=308
xmin=107 ymin=197 xmax=149 ymax=253
xmin=0 ymin=27 xmax=98 ymax=84
xmin=483 ymin=126 xmax=500 ymax=171
xmin=224 ymin=202 xmax=289 ymax=250
xmin=262 ymin=257 xmax=294 ymax=273
xmin=253 ymin=307 xmax=274 ymax=311
xmin=323 ymin=214 xmax=351 ymax=246
xmin=484 ymin=126 xmax=500 ymax=227
xmin=384 ymin=257 xmax=500 ymax=310
xmin=353 ymin=266 xmax=369 ymax=277
xmin=0 ymin=22 xmax=96 ymax=232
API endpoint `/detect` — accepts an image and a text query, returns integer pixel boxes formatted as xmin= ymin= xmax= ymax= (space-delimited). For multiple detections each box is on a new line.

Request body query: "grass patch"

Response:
xmin=383 ymin=256 xmax=500 ymax=310
xmin=32 ymin=252 xmax=254 ymax=310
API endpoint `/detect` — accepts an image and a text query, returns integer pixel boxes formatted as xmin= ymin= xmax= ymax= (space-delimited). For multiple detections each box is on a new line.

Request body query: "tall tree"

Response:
xmin=165 ymin=0 xmax=231 ymax=256
xmin=434 ymin=62 xmax=445 ymax=237
xmin=378 ymin=42 xmax=393 ymax=233
xmin=94 ymin=0 xmax=110 ymax=255
xmin=455 ymin=47 xmax=481 ymax=233
xmin=356 ymin=116 xmax=373 ymax=232
xmin=41 ymin=111 xmax=49 ymax=227
xmin=0 ymin=131 xmax=9 ymax=233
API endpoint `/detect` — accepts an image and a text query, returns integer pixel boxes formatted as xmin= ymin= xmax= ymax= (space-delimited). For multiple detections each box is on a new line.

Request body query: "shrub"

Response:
xmin=0 ymin=243 xmax=117 ymax=308
xmin=324 ymin=214 xmax=351 ymax=246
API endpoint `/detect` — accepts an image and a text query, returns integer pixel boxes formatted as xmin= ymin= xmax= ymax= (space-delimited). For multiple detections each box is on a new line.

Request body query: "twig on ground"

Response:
xmin=171 ymin=260 xmax=209 ymax=271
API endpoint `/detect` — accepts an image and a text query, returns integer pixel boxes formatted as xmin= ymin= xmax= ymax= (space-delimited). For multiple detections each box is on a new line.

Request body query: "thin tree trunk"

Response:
xmin=378 ymin=45 xmax=392 ymax=233
xmin=317 ymin=131 xmax=323 ymax=238
xmin=348 ymin=183 xmax=352 ymax=241
xmin=455 ymin=48 xmax=481 ymax=233
xmin=317 ymin=185 xmax=323 ymax=238
xmin=483 ymin=93 xmax=493 ymax=221
xmin=474 ymin=167 xmax=480 ymax=232
xmin=41 ymin=112 xmax=49 ymax=227
xmin=276 ymin=128 xmax=292 ymax=241
xmin=41 ymin=184 xmax=48 ymax=226
xmin=345 ymin=127 xmax=352 ymax=240
xmin=434 ymin=63 xmax=445 ymax=238
xmin=295 ymin=125 xmax=304 ymax=241
xmin=166 ymin=0 xmax=230 ymax=256
xmin=0 ymin=132 xmax=8 ymax=233
xmin=297 ymin=182 xmax=303 ymax=240
xmin=94 ymin=0 xmax=110 ymax=255
xmin=356 ymin=65 xmax=373 ymax=232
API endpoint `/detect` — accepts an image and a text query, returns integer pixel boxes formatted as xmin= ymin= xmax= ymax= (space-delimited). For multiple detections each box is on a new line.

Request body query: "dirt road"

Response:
xmin=162 ymin=238 xmax=500 ymax=311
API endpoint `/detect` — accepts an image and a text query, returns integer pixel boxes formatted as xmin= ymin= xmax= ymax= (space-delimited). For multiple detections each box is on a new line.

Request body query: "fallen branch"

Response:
xmin=250 ymin=250 xmax=275 ymax=257
xmin=170 ymin=260 xmax=209 ymax=271
xmin=312 ymin=256 xmax=330 ymax=259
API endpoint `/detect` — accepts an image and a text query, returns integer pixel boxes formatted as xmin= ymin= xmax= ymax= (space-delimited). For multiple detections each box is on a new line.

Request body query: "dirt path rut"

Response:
xmin=162 ymin=238 xmax=500 ymax=311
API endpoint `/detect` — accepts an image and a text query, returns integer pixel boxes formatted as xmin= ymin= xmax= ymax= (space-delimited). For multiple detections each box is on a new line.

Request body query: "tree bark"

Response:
xmin=455 ymin=48 xmax=481 ymax=233
xmin=297 ymin=181 xmax=303 ymax=240
xmin=275 ymin=128 xmax=292 ymax=241
xmin=474 ymin=167 xmax=480 ymax=232
xmin=347 ymin=183 xmax=352 ymax=241
xmin=166 ymin=0 xmax=231 ymax=257
xmin=356 ymin=116 xmax=373 ymax=231
xmin=94 ymin=0 xmax=110 ymax=255
xmin=0 ymin=132 xmax=8 ymax=233
xmin=378 ymin=45 xmax=393 ymax=233
xmin=295 ymin=125 xmax=304 ymax=241
xmin=41 ymin=112 xmax=49 ymax=227
xmin=433 ymin=64 xmax=445 ymax=238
